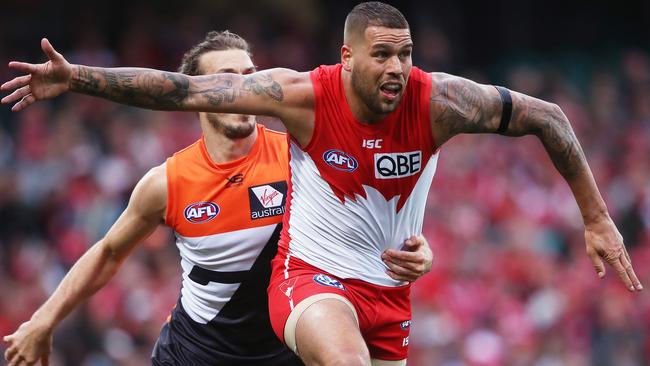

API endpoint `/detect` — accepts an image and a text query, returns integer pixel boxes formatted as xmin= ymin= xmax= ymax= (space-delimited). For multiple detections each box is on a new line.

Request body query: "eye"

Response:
xmin=373 ymin=51 xmax=389 ymax=59
xmin=399 ymin=50 xmax=412 ymax=59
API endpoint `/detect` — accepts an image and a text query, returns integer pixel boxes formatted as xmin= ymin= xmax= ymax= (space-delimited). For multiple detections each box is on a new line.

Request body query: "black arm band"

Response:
xmin=494 ymin=86 xmax=512 ymax=135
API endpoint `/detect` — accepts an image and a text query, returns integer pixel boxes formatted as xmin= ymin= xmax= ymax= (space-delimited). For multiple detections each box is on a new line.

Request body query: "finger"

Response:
xmin=587 ymin=250 xmax=606 ymax=278
xmin=383 ymin=249 xmax=423 ymax=264
xmin=12 ymin=94 xmax=36 ymax=112
xmin=401 ymin=236 xmax=420 ymax=251
xmin=1 ymin=74 xmax=33 ymax=93
xmin=3 ymin=334 xmax=14 ymax=342
xmin=5 ymin=346 xmax=17 ymax=361
xmin=608 ymin=255 xmax=634 ymax=291
xmin=7 ymin=61 xmax=39 ymax=74
xmin=386 ymin=270 xmax=416 ymax=282
xmin=9 ymin=355 xmax=25 ymax=366
xmin=2 ymin=85 xmax=31 ymax=105
xmin=41 ymin=354 xmax=49 ymax=366
xmin=41 ymin=38 xmax=63 ymax=62
xmin=384 ymin=258 xmax=420 ymax=278
xmin=620 ymin=251 xmax=643 ymax=291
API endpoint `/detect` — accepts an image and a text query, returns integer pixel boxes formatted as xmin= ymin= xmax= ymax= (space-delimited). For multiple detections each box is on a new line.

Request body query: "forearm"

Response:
xmin=70 ymin=65 xmax=191 ymax=110
xmin=514 ymin=100 xmax=608 ymax=224
xmin=69 ymin=65 xmax=287 ymax=114
xmin=30 ymin=241 xmax=123 ymax=330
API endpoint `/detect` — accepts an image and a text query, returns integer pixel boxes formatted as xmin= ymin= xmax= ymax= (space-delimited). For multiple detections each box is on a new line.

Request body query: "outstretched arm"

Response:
xmin=3 ymin=165 xmax=166 ymax=366
xmin=1 ymin=39 xmax=314 ymax=137
xmin=429 ymin=73 xmax=643 ymax=292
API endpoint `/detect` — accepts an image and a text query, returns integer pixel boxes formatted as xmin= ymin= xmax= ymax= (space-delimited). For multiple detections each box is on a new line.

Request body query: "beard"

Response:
xmin=350 ymin=69 xmax=401 ymax=116
xmin=206 ymin=113 xmax=256 ymax=139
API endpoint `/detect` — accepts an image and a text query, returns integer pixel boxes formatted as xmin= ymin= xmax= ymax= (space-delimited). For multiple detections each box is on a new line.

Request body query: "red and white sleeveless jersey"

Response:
xmin=278 ymin=64 xmax=438 ymax=287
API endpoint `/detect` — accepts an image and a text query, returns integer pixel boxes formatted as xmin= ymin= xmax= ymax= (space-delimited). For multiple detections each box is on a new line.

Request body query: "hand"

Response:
xmin=382 ymin=235 xmax=433 ymax=282
xmin=1 ymin=38 xmax=72 ymax=112
xmin=585 ymin=216 xmax=643 ymax=292
xmin=3 ymin=319 xmax=53 ymax=366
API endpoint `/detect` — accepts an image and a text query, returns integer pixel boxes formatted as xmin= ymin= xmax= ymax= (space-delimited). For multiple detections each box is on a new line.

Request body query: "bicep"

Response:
xmin=429 ymin=73 xmax=503 ymax=146
xmin=101 ymin=166 xmax=167 ymax=260
xmin=186 ymin=68 xmax=313 ymax=118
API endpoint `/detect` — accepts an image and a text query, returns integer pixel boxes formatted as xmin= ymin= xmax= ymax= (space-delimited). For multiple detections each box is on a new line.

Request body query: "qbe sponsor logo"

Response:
xmin=374 ymin=151 xmax=421 ymax=179
xmin=323 ymin=149 xmax=359 ymax=172
xmin=184 ymin=202 xmax=220 ymax=223
xmin=312 ymin=274 xmax=345 ymax=290
xmin=248 ymin=181 xmax=288 ymax=220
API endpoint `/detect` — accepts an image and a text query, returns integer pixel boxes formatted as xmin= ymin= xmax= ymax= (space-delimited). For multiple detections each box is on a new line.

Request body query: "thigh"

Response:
xmin=295 ymin=298 xmax=370 ymax=366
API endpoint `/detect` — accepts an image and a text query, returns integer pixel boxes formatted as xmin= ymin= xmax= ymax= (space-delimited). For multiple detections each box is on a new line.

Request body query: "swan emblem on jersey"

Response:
xmin=323 ymin=149 xmax=358 ymax=172
xmin=184 ymin=202 xmax=220 ymax=223
xmin=313 ymin=274 xmax=345 ymax=290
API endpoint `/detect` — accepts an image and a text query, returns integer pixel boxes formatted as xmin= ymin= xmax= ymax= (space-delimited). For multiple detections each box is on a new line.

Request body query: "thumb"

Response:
xmin=41 ymin=38 xmax=63 ymax=62
xmin=588 ymin=251 xmax=606 ymax=279
xmin=402 ymin=235 xmax=420 ymax=251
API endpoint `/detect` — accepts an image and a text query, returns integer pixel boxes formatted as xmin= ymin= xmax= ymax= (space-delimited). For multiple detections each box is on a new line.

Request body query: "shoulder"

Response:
xmin=129 ymin=163 xmax=167 ymax=219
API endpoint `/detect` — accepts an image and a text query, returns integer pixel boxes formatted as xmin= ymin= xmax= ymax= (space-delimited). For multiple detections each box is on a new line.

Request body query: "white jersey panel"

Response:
xmin=175 ymin=223 xmax=277 ymax=323
xmin=287 ymin=142 xmax=439 ymax=286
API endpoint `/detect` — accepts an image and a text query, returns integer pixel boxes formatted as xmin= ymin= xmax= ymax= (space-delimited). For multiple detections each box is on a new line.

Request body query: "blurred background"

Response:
xmin=1 ymin=0 xmax=649 ymax=365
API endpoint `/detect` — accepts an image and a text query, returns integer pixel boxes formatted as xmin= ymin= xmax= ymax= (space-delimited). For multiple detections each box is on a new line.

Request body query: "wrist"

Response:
xmin=582 ymin=209 xmax=610 ymax=227
xmin=30 ymin=310 xmax=57 ymax=332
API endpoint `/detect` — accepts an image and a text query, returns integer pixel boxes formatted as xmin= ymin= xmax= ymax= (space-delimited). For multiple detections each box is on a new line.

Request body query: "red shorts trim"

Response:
xmin=268 ymin=253 xmax=412 ymax=361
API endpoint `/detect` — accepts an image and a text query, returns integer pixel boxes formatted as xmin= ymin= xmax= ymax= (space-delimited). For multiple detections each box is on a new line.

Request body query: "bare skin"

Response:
xmin=1 ymin=21 xmax=641 ymax=365
xmin=1 ymin=47 xmax=434 ymax=366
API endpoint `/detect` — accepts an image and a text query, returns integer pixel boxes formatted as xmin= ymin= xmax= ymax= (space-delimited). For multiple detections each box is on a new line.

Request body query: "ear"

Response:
xmin=341 ymin=45 xmax=353 ymax=72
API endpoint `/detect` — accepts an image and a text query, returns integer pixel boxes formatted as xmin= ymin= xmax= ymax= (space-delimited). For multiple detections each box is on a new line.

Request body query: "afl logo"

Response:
xmin=184 ymin=202 xmax=220 ymax=223
xmin=323 ymin=149 xmax=358 ymax=172
xmin=313 ymin=274 xmax=345 ymax=290
xmin=400 ymin=320 xmax=412 ymax=330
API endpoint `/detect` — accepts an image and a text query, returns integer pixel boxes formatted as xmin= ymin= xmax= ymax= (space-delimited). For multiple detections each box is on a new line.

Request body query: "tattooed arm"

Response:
xmin=429 ymin=72 xmax=643 ymax=292
xmin=1 ymin=39 xmax=314 ymax=140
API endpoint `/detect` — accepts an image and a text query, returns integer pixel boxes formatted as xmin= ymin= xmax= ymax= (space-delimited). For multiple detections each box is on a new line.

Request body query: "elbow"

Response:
xmin=532 ymin=102 xmax=570 ymax=137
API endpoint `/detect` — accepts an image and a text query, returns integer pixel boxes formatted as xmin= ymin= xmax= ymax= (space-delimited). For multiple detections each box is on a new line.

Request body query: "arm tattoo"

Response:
xmin=512 ymin=101 xmax=586 ymax=180
xmin=189 ymin=72 xmax=284 ymax=107
xmin=430 ymin=73 xmax=587 ymax=180
xmin=242 ymin=73 xmax=284 ymax=101
xmin=430 ymin=77 xmax=495 ymax=136
xmin=71 ymin=66 xmax=190 ymax=110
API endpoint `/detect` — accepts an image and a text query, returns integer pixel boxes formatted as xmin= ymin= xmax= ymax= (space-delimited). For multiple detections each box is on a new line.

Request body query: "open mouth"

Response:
xmin=380 ymin=82 xmax=403 ymax=101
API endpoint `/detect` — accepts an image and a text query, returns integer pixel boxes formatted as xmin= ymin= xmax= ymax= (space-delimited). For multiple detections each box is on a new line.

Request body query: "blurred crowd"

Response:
xmin=1 ymin=1 xmax=649 ymax=365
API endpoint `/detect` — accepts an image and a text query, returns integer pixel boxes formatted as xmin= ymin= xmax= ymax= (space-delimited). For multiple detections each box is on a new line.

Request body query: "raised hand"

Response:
xmin=3 ymin=319 xmax=52 ymax=366
xmin=382 ymin=235 xmax=433 ymax=282
xmin=1 ymin=38 xmax=72 ymax=111
xmin=585 ymin=217 xmax=643 ymax=291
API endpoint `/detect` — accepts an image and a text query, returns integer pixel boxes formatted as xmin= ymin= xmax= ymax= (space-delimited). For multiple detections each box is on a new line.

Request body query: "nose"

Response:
xmin=386 ymin=55 xmax=403 ymax=76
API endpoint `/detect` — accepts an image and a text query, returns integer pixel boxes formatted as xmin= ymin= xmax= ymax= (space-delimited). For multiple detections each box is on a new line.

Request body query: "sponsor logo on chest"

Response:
xmin=374 ymin=151 xmax=422 ymax=179
xmin=248 ymin=181 xmax=288 ymax=220
xmin=184 ymin=202 xmax=220 ymax=223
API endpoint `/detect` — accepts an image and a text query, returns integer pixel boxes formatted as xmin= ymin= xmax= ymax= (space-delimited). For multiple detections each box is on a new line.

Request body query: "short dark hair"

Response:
xmin=344 ymin=2 xmax=409 ymax=42
xmin=178 ymin=30 xmax=251 ymax=76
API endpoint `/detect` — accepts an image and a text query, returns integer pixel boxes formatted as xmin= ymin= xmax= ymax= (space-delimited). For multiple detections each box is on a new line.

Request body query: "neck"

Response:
xmin=341 ymin=68 xmax=385 ymax=124
xmin=199 ymin=118 xmax=258 ymax=164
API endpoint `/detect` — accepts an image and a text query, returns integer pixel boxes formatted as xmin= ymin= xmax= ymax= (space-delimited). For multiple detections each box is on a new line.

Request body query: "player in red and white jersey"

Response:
xmin=3 ymin=2 xmax=643 ymax=365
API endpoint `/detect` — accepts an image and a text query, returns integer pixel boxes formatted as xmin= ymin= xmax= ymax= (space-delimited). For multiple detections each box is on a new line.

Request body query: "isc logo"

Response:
xmin=374 ymin=151 xmax=422 ymax=179
xmin=184 ymin=202 xmax=220 ymax=223
xmin=323 ymin=149 xmax=358 ymax=172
